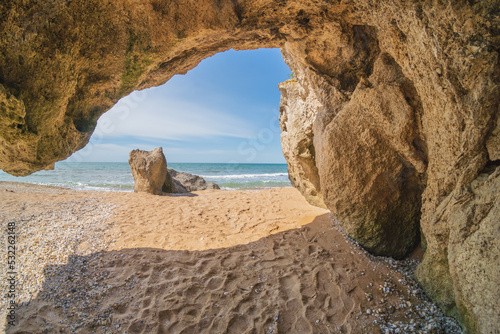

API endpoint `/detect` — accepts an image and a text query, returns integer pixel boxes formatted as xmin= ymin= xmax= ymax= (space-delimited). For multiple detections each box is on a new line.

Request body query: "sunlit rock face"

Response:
xmin=0 ymin=1 xmax=498 ymax=331
xmin=279 ymin=78 xmax=325 ymax=209
xmin=129 ymin=147 xmax=167 ymax=195
xmin=282 ymin=52 xmax=426 ymax=259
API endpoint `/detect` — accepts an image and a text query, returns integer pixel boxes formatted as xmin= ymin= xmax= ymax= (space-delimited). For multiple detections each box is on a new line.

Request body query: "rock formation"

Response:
xmin=129 ymin=147 xmax=167 ymax=195
xmin=163 ymin=171 xmax=189 ymax=194
xmin=0 ymin=0 xmax=498 ymax=332
xmin=281 ymin=53 xmax=426 ymax=259
xmin=279 ymin=79 xmax=326 ymax=209
xmin=417 ymin=165 xmax=500 ymax=333
xmin=128 ymin=146 xmax=219 ymax=194
xmin=163 ymin=169 xmax=220 ymax=193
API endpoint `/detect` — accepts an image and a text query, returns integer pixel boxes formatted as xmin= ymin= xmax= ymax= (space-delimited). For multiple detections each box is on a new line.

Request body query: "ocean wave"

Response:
xmin=32 ymin=181 xmax=134 ymax=192
xmin=0 ymin=163 xmax=292 ymax=192
xmin=200 ymin=172 xmax=289 ymax=179
xmin=80 ymin=186 xmax=134 ymax=192
xmin=218 ymin=180 xmax=292 ymax=189
xmin=220 ymin=186 xmax=292 ymax=191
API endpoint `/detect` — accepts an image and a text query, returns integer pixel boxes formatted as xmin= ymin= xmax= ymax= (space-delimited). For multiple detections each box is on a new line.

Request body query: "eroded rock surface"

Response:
xmin=279 ymin=79 xmax=325 ymax=209
xmin=163 ymin=171 xmax=189 ymax=194
xmin=129 ymin=147 xmax=167 ymax=195
xmin=416 ymin=165 xmax=500 ymax=333
xmin=275 ymin=4 xmax=499 ymax=331
xmin=281 ymin=53 xmax=426 ymax=259
xmin=1 ymin=0 xmax=499 ymax=331
xmin=163 ymin=169 xmax=220 ymax=193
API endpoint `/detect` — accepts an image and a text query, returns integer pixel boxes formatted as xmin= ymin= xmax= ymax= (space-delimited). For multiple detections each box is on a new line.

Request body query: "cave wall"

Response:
xmin=278 ymin=2 xmax=499 ymax=331
xmin=0 ymin=0 xmax=498 ymax=332
xmin=278 ymin=77 xmax=326 ymax=209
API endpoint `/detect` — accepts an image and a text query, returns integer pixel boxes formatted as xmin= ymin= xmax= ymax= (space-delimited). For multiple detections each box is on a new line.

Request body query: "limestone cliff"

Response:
xmin=0 ymin=0 xmax=498 ymax=332
xmin=279 ymin=78 xmax=325 ymax=209
xmin=417 ymin=165 xmax=500 ymax=333
xmin=281 ymin=52 xmax=427 ymax=259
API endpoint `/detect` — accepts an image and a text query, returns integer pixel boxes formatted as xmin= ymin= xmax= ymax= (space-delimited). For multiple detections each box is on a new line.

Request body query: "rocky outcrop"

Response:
xmin=280 ymin=53 xmax=426 ymax=259
xmin=163 ymin=171 xmax=189 ymax=194
xmin=128 ymin=146 xmax=219 ymax=194
xmin=163 ymin=169 xmax=220 ymax=193
xmin=275 ymin=4 xmax=499 ymax=330
xmin=279 ymin=79 xmax=325 ymax=209
xmin=417 ymin=165 xmax=500 ymax=333
xmin=0 ymin=0 xmax=498 ymax=331
xmin=129 ymin=148 xmax=167 ymax=195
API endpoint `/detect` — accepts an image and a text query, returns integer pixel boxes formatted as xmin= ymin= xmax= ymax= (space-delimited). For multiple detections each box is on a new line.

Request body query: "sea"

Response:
xmin=0 ymin=162 xmax=291 ymax=192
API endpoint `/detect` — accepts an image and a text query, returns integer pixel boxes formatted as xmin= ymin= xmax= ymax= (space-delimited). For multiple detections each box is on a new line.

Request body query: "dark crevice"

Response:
xmin=297 ymin=10 xmax=311 ymax=29
xmin=340 ymin=25 xmax=380 ymax=92
xmin=72 ymin=106 xmax=102 ymax=133
xmin=231 ymin=0 xmax=244 ymax=23
xmin=412 ymin=138 xmax=429 ymax=165
xmin=0 ymin=63 xmax=4 ymax=86
xmin=480 ymin=159 xmax=500 ymax=175
xmin=150 ymin=0 xmax=169 ymax=15
xmin=304 ymin=24 xmax=380 ymax=95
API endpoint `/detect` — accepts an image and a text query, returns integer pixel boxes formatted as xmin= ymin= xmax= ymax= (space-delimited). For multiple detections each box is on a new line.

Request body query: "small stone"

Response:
xmin=469 ymin=45 xmax=480 ymax=53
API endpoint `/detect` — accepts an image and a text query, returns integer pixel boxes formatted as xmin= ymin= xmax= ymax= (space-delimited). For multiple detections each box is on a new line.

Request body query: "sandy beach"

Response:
xmin=0 ymin=182 xmax=461 ymax=333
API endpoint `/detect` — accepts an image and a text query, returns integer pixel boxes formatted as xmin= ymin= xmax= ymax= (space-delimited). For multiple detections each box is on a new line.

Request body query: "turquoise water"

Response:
xmin=0 ymin=162 xmax=291 ymax=191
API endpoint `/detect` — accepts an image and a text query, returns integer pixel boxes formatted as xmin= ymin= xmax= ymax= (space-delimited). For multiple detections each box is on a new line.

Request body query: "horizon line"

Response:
xmin=60 ymin=161 xmax=288 ymax=165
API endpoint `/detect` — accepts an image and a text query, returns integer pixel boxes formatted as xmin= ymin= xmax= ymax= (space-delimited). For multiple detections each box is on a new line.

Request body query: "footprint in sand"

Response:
xmin=278 ymin=275 xmax=313 ymax=332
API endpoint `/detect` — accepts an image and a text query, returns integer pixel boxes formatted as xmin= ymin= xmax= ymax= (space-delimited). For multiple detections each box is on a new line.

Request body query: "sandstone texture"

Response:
xmin=0 ymin=0 xmax=499 ymax=332
xmin=279 ymin=79 xmax=325 ymax=208
xmin=417 ymin=165 xmax=500 ymax=333
xmin=163 ymin=169 xmax=220 ymax=193
xmin=128 ymin=147 xmax=167 ymax=195
xmin=281 ymin=53 xmax=427 ymax=259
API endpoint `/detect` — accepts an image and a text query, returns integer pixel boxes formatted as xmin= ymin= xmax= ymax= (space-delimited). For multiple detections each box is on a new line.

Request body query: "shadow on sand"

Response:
xmin=6 ymin=214 xmax=442 ymax=334
xmin=164 ymin=192 xmax=198 ymax=197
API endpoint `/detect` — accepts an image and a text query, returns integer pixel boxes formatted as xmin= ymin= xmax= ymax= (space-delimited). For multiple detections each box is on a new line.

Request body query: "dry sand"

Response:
xmin=0 ymin=182 xmax=461 ymax=333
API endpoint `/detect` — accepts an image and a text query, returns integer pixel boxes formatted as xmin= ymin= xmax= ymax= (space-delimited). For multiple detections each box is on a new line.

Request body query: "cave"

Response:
xmin=0 ymin=1 xmax=498 ymax=332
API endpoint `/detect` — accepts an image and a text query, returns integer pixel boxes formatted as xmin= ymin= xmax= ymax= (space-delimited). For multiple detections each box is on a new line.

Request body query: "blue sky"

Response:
xmin=67 ymin=48 xmax=291 ymax=164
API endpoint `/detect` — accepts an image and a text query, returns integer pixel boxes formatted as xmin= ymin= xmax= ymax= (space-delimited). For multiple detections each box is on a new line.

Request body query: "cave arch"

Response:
xmin=66 ymin=48 xmax=290 ymax=165
xmin=1 ymin=1 xmax=498 ymax=331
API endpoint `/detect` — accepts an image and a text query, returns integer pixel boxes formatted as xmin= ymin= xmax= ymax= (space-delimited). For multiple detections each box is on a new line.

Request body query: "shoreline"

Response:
xmin=0 ymin=162 xmax=293 ymax=193
xmin=0 ymin=180 xmax=294 ymax=193
xmin=0 ymin=182 xmax=461 ymax=333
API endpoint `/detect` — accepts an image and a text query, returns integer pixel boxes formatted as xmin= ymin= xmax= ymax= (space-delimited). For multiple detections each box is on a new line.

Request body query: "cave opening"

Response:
xmin=0 ymin=0 xmax=497 ymax=330
xmin=0 ymin=48 xmax=295 ymax=192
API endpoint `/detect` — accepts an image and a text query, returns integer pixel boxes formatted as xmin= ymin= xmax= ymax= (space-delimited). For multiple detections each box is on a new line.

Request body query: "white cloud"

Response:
xmin=94 ymin=95 xmax=257 ymax=141
xmin=67 ymin=141 xmax=235 ymax=163
xmin=67 ymin=143 xmax=137 ymax=162
xmin=164 ymin=147 xmax=227 ymax=155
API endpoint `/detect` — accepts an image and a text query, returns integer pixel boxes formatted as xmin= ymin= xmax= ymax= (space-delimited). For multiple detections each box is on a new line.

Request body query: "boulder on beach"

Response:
xmin=163 ymin=169 xmax=220 ymax=193
xmin=129 ymin=148 xmax=167 ymax=195
xmin=129 ymin=147 xmax=219 ymax=195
